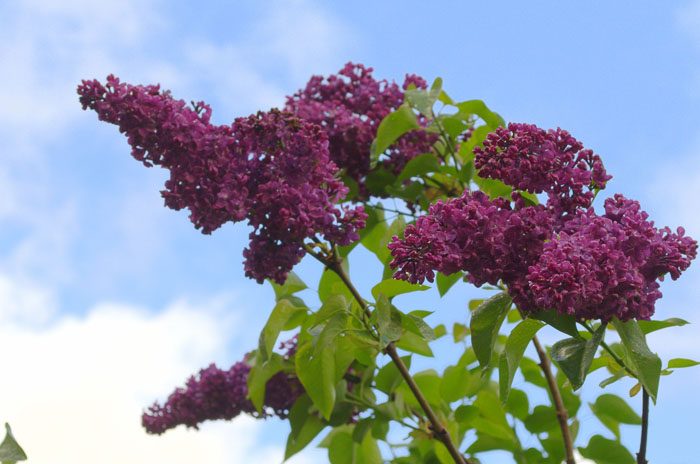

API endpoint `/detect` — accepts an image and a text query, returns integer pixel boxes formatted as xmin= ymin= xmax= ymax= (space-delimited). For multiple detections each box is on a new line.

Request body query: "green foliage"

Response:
xmin=470 ymin=292 xmax=512 ymax=369
xmin=0 ymin=424 xmax=26 ymax=464
xmin=589 ymin=394 xmax=641 ymax=439
xmin=578 ymin=435 xmax=635 ymax=464
xmin=370 ymin=104 xmax=420 ymax=162
xmin=551 ymin=323 xmax=605 ymax=390
xmin=499 ymin=319 xmax=544 ymax=401
xmin=612 ymin=319 xmax=662 ymax=403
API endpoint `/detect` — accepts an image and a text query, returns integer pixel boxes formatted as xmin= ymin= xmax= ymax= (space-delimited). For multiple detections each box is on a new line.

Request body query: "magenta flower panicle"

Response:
xmin=78 ymin=76 xmax=366 ymax=284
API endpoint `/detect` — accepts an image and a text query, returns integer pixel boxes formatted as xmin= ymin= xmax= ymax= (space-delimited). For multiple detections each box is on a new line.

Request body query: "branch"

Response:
xmin=320 ymin=252 xmax=470 ymax=464
xmin=532 ymin=336 xmax=576 ymax=464
xmin=637 ymin=389 xmax=650 ymax=464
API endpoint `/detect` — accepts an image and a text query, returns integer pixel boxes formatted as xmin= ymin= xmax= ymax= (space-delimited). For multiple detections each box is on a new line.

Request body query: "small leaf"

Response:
xmin=454 ymin=100 xmax=505 ymax=128
xmin=436 ymin=271 xmax=463 ymax=297
xmin=505 ymin=388 xmax=529 ymax=421
xmin=258 ymin=299 xmax=305 ymax=362
xmin=629 ymin=382 xmax=642 ymax=397
xmin=523 ymin=405 xmax=558 ymax=434
xmin=453 ymin=323 xmax=469 ymax=343
xmin=375 ymin=294 xmax=403 ymax=346
xmin=667 ymin=358 xmax=700 ymax=369
xmin=529 ymin=309 xmax=580 ymax=338
xmin=551 ymin=323 xmax=605 ymax=390
xmin=589 ymin=394 xmax=641 ymax=439
xmin=371 ymin=279 xmax=429 ymax=300
xmin=612 ymin=318 xmax=662 ymax=403
xmin=285 ymin=396 xmax=326 ymax=460
xmin=395 ymin=331 xmax=434 ymax=357
xmin=637 ymin=317 xmax=689 ymax=334
xmin=470 ymin=292 xmax=512 ymax=369
xmin=247 ymin=353 xmax=285 ymax=411
xmin=0 ymin=424 xmax=27 ymax=463
xmin=499 ymin=319 xmax=544 ymax=401
xmin=578 ymin=435 xmax=635 ymax=464
xmin=295 ymin=342 xmax=336 ymax=420
xmin=397 ymin=153 xmax=441 ymax=182
xmin=270 ymin=271 xmax=307 ymax=300
xmin=375 ymin=356 xmax=411 ymax=394
xmin=371 ymin=104 xmax=420 ymax=160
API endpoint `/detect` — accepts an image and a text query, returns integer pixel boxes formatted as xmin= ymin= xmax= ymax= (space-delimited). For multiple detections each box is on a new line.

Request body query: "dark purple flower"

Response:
xmin=389 ymin=191 xmax=553 ymax=296
xmin=78 ymin=76 xmax=366 ymax=284
xmin=142 ymin=338 xmax=303 ymax=435
xmin=474 ymin=123 xmax=612 ymax=220
xmin=285 ymin=62 xmax=435 ymax=196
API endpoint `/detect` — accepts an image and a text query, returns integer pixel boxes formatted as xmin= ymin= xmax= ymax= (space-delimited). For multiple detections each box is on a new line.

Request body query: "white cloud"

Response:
xmin=0 ymin=283 xmax=321 ymax=464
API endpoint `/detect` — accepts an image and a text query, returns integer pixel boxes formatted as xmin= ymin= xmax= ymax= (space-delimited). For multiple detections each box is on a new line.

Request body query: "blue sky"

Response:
xmin=1 ymin=1 xmax=699 ymax=463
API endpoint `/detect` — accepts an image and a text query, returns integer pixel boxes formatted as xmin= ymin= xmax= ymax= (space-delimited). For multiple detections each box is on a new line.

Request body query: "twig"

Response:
xmin=532 ymin=336 xmax=576 ymax=464
xmin=637 ymin=389 xmax=650 ymax=464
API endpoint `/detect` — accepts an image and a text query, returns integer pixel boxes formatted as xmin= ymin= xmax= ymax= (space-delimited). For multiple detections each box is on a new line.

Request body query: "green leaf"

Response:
xmin=499 ymin=319 xmax=545 ymax=401
xmin=436 ymin=272 xmax=463 ymax=297
xmin=403 ymin=312 xmax=436 ymax=341
xmin=454 ymin=100 xmax=505 ymax=128
xmin=578 ymin=435 xmax=635 ymax=464
xmin=529 ymin=309 xmax=580 ymax=338
xmin=270 ymin=271 xmax=307 ymax=300
xmin=505 ymin=388 xmax=529 ymax=421
xmin=396 ymin=370 xmax=443 ymax=411
xmin=471 ymin=389 xmax=516 ymax=442
xmin=318 ymin=266 xmax=353 ymax=304
xmin=470 ymin=292 xmax=512 ymax=369
xmin=440 ymin=364 xmax=472 ymax=402
xmin=668 ymin=358 xmax=700 ymax=369
xmin=395 ymin=330 xmax=434 ymax=357
xmin=637 ymin=317 xmax=689 ymax=334
xmin=397 ymin=153 xmax=441 ymax=182
xmin=589 ymin=394 xmax=641 ymax=439
xmin=551 ymin=323 xmax=605 ymax=390
xmin=473 ymin=175 xmax=512 ymax=199
xmin=375 ymin=356 xmax=411 ymax=394
xmin=612 ymin=318 xmax=662 ymax=403
xmin=371 ymin=279 xmax=429 ymax=300
xmin=327 ymin=426 xmax=382 ymax=464
xmin=371 ymin=104 xmax=420 ymax=160
xmin=247 ymin=353 xmax=285 ymax=411
xmin=523 ymin=405 xmax=558 ymax=434
xmin=375 ymin=294 xmax=403 ymax=347
xmin=0 ymin=424 xmax=26 ymax=463
xmin=285 ymin=396 xmax=326 ymax=460
xmin=295 ymin=341 xmax=336 ymax=420
xmin=258 ymin=299 xmax=305 ymax=362
xmin=520 ymin=357 xmax=547 ymax=388
xmin=453 ymin=323 xmax=469 ymax=343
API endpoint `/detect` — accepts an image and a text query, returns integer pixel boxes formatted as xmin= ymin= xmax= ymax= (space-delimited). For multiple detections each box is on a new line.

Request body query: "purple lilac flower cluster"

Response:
xmin=78 ymin=75 xmax=366 ymax=284
xmin=142 ymin=338 xmax=302 ymax=435
xmin=475 ymin=123 xmax=611 ymax=221
xmin=391 ymin=125 xmax=696 ymax=321
xmin=285 ymin=63 xmax=436 ymax=196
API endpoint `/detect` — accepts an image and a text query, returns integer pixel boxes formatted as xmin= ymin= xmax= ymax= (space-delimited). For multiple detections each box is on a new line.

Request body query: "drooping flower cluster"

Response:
xmin=528 ymin=195 xmax=697 ymax=320
xmin=78 ymin=76 xmax=366 ymax=283
xmin=142 ymin=338 xmax=302 ymax=435
xmin=474 ymin=123 xmax=611 ymax=220
xmin=391 ymin=124 xmax=696 ymax=321
xmin=285 ymin=62 xmax=436 ymax=196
